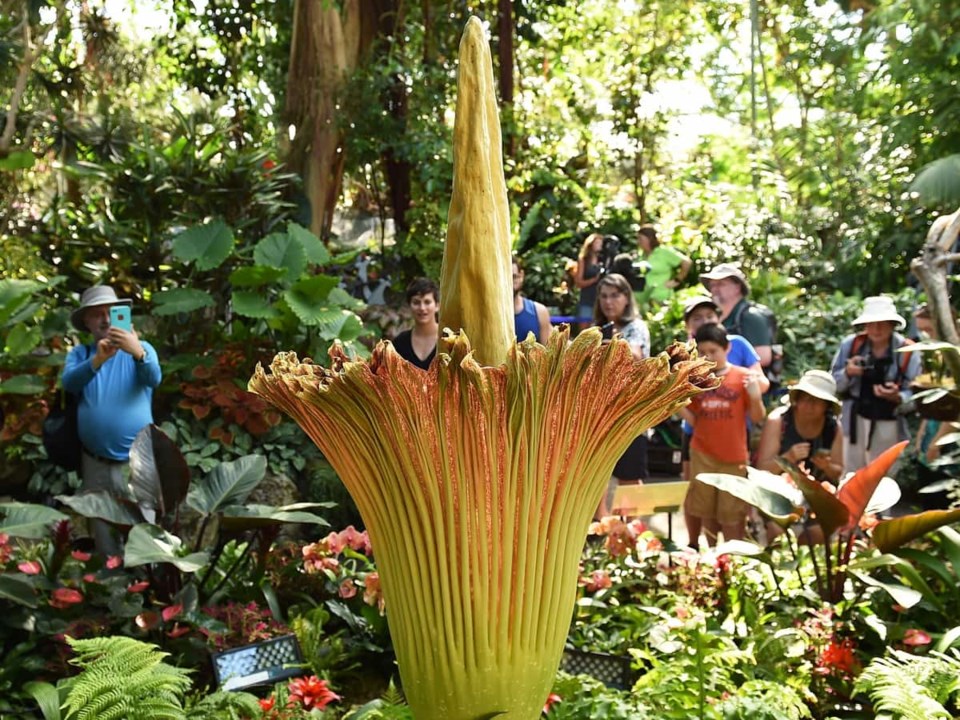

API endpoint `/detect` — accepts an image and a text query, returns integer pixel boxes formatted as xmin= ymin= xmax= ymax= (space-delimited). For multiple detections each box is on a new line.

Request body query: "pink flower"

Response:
xmin=903 ymin=629 xmax=932 ymax=647
xmin=167 ymin=623 xmax=191 ymax=638
xmin=18 ymin=560 xmax=42 ymax=575
xmin=127 ymin=581 xmax=150 ymax=593
xmin=543 ymin=692 xmax=562 ymax=714
xmin=338 ymin=526 xmax=372 ymax=554
xmin=82 ymin=573 xmax=97 ymax=584
xmin=363 ymin=572 xmax=385 ymax=613
xmin=162 ymin=604 xmax=183 ymax=622
xmin=288 ymin=676 xmax=340 ymax=709
xmin=49 ymin=587 xmax=84 ymax=608
xmin=338 ymin=579 xmax=358 ymax=599
xmin=71 ymin=550 xmax=92 ymax=562
xmin=584 ymin=570 xmax=612 ymax=593
xmin=106 ymin=555 xmax=122 ymax=569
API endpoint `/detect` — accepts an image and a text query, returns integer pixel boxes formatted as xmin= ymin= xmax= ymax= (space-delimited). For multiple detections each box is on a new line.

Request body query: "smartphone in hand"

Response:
xmin=109 ymin=305 xmax=132 ymax=332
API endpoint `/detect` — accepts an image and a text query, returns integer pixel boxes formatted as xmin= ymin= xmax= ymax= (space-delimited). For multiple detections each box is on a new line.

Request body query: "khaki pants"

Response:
xmin=684 ymin=450 xmax=749 ymax=525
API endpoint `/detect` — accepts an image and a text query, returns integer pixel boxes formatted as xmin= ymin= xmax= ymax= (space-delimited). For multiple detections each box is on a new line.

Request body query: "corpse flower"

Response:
xmin=249 ymin=17 xmax=714 ymax=720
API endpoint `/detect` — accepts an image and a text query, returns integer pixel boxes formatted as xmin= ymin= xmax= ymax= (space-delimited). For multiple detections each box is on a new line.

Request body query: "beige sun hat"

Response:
xmin=70 ymin=286 xmax=132 ymax=332
xmin=788 ymin=370 xmax=841 ymax=413
xmin=852 ymin=296 xmax=906 ymax=330
xmin=699 ymin=262 xmax=750 ymax=296
xmin=682 ymin=296 xmax=720 ymax=322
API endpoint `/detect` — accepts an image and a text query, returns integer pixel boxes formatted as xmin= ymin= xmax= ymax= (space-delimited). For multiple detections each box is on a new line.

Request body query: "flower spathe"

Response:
xmin=249 ymin=329 xmax=714 ymax=719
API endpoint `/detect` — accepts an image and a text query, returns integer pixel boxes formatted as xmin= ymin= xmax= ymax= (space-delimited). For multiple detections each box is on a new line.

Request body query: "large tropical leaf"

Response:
xmin=849 ymin=571 xmax=923 ymax=609
xmin=872 ymin=508 xmax=960 ymax=553
xmin=23 ymin=682 xmax=61 ymax=720
xmin=5 ymin=322 xmax=42 ymax=356
xmin=0 ymin=575 xmax=39 ymax=608
xmin=851 ymin=553 xmax=943 ymax=610
xmin=185 ymin=455 xmax=267 ymax=515
xmin=172 ymin=220 xmax=235 ymax=271
xmin=0 ymin=502 xmax=68 ymax=538
xmin=863 ymin=476 xmax=902 ymax=516
xmin=129 ymin=425 xmax=191 ymax=520
xmin=231 ymin=290 xmax=279 ymax=319
xmin=777 ymin=459 xmax=851 ymax=539
xmin=219 ymin=502 xmax=332 ymax=531
xmin=837 ymin=441 xmax=909 ymax=530
xmin=56 ymin=492 xmax=142 ymax=526
xmin=123 ymin=524 xmax=209 ymax=572
xmin=254 ymin=232 xmax=306 ymax=282
xmin=282 ymin=275 xmax=341 ymax=327
xmin=288 ymin=222 xmax=331 ymax=265
xmin=909 ymin=154 xmax=960 ymax=206
xmin=0 ymin=279 xmax=42 ymax=325
xmin=228 ymin=265 xmax=286 ymax=288
xmin=693 ymin=470 xmax=804 ymax=525
xmin=151 ymin=288 xmax=216 ymax=316
xmin=0 ymin=374 xmax=47 ymax=394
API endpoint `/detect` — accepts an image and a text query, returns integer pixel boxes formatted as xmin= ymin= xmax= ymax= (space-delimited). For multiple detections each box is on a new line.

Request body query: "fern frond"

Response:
xmin=854 ymin=649 xmax=956 ymax=720
xmin=185 ymin=690 xmax=261 ymax=719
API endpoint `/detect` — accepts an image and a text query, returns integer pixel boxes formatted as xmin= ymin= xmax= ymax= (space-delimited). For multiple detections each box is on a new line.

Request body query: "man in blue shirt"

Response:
xmin=512 ymin=256 xmax=552 ymax=343
xmin=62 ymin=285 xmax=162 ymax=554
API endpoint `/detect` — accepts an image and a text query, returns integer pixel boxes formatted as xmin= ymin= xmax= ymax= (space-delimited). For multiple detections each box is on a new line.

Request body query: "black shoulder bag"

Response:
xmin=42 ymin=345 xmax=90 ymax=472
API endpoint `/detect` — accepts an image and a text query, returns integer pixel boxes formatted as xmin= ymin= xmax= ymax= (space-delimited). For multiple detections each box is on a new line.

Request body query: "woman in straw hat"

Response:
xmin=756 ymin=370 xmax=844 ymax=484
xmin=829 ymin=296 xmax=921 ymax=475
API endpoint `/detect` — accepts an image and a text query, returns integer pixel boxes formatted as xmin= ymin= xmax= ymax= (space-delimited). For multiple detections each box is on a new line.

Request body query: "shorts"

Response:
xmin=683 ymin=449 xmax=749 ymax=525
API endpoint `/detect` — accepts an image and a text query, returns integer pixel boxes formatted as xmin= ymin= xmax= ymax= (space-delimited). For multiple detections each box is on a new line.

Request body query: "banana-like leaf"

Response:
xmin=776 ymin=459 xmax=850 ymax=539
xmin=219 ymin=502 xmax=332 ymax=531
xmin=124 ymin=524 xmax=209 ymax=572
xmin=849 ymin=570 xmax=922 ymax=609
xmin=0 ymin=279 xmax=43 ymax=326
xmin=872 ymin=508 xmax=960 ymax=553
xmin=0 ymin=502 xmax=69 ymax=538
xmin=56 ymin=492 xmax=142 ymax=526
xmin=694 ymin=471 xmax=804 ymax=525
xmin=23 ymin=682 xmax=61 ymax=720
xmin=850 ymin=552 xmax=943 ymax=610
xmin=0 ymin=374 xmax=47 ymax=395
xmin=5 ymin=323 xmax=42 ymax=356
xmin=129 ymin=424 xmax=191 ymax=519
xmin=0 ymin=574 xmax=39 ymax=608
xmin=836 ymin=441 xmax=908 ymax=530
xmin=909 ymin=153 xmax=960 ymax=206
xmin=863 ymin=476 xmax=902 ymax=516
xmin=937 ymin=526 xmax=960 ymax=575
xmin=185 ymin=455 xmax=267 ymax=515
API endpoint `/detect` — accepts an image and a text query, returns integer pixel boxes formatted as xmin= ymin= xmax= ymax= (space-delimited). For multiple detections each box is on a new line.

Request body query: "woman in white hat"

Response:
xmin=829 ymin=296 xmax=921 ymax=474
xmin=756 ymin=370 xmax=844 ymax=484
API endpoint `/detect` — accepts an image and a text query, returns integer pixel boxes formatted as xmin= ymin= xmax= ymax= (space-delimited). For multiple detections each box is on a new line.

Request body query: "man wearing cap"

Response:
xmin=830 ymin=296 xmax=920 ymax=474
xmin=700 ymin=263 xmax=775 ymax=372
xmin=62 ymin=286 xmax=162 ymax=554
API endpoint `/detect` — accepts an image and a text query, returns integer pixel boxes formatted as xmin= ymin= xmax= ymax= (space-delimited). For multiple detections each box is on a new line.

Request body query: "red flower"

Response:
xmin=166 ymin=623 xmax=191 ymax=638
xmin=71 ymin=550 xmax=92 ymax=562
xmin=162 ymin=604 xmax=183 ymax=622
xmin=903 ymin=629 xmax=932 ymax=647
xmin=106 ymin=555 xmax=123 ymax=569
xmin=817 ymin=637 xmax=860 ymax=677
xmin=127 ymin=581 xmax=150 ymax=593
xmin=49 ymin=587 xmax=84 ymax=608
xmin=543 ymin=692 xmax=561 ymax=714
xmin=18 ymin=560 xmax=42 ymax=575
xmin=288 ymin=676 xmax=340 ymax=709
xmin=259 ymin=696 xmax=275 ymax=711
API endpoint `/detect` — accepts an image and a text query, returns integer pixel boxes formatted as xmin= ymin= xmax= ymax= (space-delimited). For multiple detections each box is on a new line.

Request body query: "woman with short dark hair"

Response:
xmin=393 ymin=278 xmax=440 ymax=371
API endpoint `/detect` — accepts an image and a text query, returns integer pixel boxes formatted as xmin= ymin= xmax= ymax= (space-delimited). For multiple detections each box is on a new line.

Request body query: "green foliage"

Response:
xmin=854 ymin=648 xmax=960 ymax=719
xmin=60 ymin=636 xmax=192 ymax=720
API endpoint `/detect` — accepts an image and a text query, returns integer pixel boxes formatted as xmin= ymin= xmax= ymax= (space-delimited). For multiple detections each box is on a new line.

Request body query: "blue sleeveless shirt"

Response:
xmin=515 ymin=297 xmax=541 ymax=342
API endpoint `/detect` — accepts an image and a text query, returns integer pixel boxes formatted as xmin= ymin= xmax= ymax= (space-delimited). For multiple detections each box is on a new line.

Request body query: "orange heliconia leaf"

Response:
xmin=837 ymin=441 xmax=908 ymax=531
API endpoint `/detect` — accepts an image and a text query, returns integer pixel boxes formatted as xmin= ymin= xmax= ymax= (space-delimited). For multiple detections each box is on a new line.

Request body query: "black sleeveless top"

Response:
xmin=392 ymin=330 xmax=436 ymax=371
xmin=778 ymin=408 xmax=838 ymax=482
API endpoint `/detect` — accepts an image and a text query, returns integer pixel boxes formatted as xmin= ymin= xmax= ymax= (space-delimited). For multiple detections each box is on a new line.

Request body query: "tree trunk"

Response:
xmin=283 ymin=0 xmax=364 ymax=240
xmin=910 ymin=208 xmax=960 ymax=380
xmin=497 ymin=0 xmax=515 ymax=157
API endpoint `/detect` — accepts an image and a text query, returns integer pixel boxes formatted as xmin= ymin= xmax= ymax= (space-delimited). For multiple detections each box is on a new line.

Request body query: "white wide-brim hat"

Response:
xmin=699 ymin=262 xmax=750 ymax=296
xmin=852 ymin=296 xmax=906 ymax=330
xmin=787 ymin=370 xmax=841 ymax=413
xmin=70 ymin=286 xmax=132 ymax=332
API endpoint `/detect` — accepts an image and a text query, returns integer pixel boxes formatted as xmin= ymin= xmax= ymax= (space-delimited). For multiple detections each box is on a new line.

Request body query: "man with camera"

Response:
xmin=830 ymin=296 xmax=920 ymax=474
xmin=62 ymin=286 xmax=162 ymax=554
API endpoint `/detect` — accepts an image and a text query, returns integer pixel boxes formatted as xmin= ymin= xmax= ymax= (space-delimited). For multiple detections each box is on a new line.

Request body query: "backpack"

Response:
xmin=848 ymin=332 xmax=915 ymax=381
xmin=729 ymin=301 xmax=783 ymax=384
xmin=42 ymin=345 xmax=90 ymax=472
